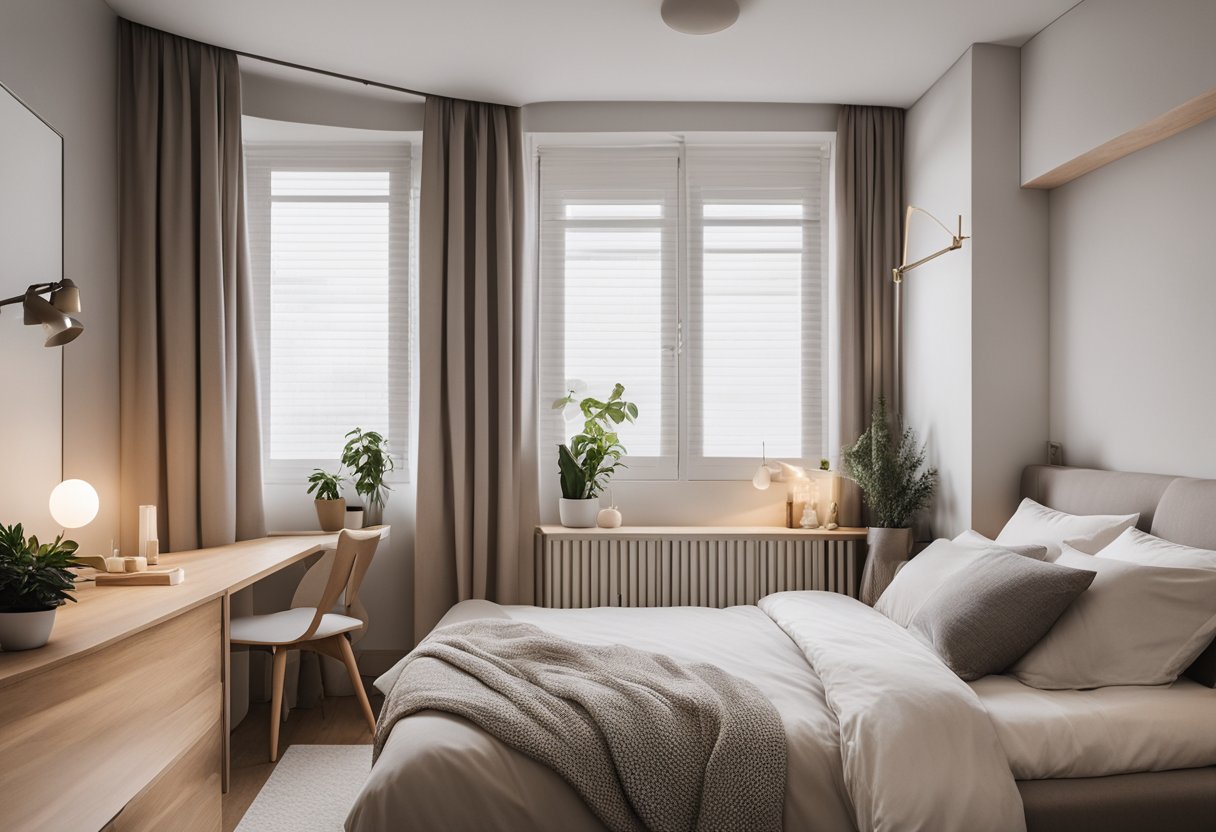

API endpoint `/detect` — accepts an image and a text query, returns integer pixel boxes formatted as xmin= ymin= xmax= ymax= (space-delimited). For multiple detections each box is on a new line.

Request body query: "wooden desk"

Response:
xmin=0 ymin=530 xmax=385 ymax=832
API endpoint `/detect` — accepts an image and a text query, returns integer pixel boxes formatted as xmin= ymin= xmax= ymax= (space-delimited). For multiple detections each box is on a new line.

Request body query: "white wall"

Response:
xmin=1049 ymin=115 xmax=1216 ymax=478
xmin=904 ymin=50 xmax=974 ymax=539
xmin=0 ymin=0 xmax=119 ymax=554
xmin=1021 ymin=0 xmax=1216 ymax=184
xmin=904 ymin=45 xmax=1048 ymax=537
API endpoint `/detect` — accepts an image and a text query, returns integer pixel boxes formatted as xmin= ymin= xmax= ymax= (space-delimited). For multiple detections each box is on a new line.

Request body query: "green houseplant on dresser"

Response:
xmin=841 ymin=396 xmax=937 ymax=605
xmin=0 ymin=523 xmax=80 ymax=650
xmin=552 ymin=383 xmax=639 ymax=528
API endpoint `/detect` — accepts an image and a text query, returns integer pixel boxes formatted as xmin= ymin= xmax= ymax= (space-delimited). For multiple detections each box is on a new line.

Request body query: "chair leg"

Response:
xmin=315 ymin=650 xmax=328 ymax=719
xmin=270 ymin=646 xmax=288 ymax=762
xmin=336 ymin=635 xmax=377 ymax=734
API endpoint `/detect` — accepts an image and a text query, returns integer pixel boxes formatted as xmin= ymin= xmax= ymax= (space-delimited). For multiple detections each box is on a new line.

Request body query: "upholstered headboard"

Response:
xmin=1021 ymin=465 xmax=1216 ymax=550
xmin=1023 ymin=465 xmax=1216 ymax=686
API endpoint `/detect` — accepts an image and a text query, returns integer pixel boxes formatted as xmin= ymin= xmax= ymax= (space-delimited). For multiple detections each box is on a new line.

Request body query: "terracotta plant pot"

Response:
xmin=859 ymin=526 xmax=914 ymax=606
xmin=314 ymin=498 xmax=347 ymax=532
xmin=559 ymin=498 xmax=599 ymax=528
xmin=0 ymin=608 xmax=57 ymax=651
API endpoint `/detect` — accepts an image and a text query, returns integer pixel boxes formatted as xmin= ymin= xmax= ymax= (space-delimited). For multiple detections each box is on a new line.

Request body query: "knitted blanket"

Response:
xmin=375 ymin=619 xmax=786 ymax=832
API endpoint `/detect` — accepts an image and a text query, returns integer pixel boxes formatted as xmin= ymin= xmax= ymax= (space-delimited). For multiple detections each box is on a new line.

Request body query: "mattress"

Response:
xmin=972 ymin=673 xmax=1216 ymax=779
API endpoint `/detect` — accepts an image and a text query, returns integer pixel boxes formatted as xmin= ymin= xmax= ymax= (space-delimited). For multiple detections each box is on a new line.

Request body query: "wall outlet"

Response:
xmin=1047 ymin=441 xmax=1064 ymax=466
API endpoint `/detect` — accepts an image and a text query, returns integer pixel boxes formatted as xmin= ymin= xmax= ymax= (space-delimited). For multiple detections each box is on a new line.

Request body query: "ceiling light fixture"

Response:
xmin=661 ymin=0 xmax=740 ymax=35
xmin=0 ymin=279 xmax=84 ymax=346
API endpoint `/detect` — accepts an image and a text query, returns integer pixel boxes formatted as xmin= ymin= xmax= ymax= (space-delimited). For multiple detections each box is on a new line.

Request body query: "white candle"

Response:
xmin=138 ymin=505 xmax=157 ymax=559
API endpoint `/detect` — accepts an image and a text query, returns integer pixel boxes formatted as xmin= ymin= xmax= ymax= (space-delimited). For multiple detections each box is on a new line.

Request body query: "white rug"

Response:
xmin=236 ymin=745 xmax=371 ymax=832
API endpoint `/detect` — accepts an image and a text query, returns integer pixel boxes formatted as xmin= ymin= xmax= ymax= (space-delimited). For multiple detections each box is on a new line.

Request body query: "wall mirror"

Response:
xmin=0 ymin=80 xmax=64 ymax=537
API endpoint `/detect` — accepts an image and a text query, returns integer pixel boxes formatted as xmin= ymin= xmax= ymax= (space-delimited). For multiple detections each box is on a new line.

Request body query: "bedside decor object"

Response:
xmin=800 ymin=503 xmax=820 ymax=530
xmin=146 ymin=537 xmax=159 ymax=565
xmin=552 ymin=383 xmax=638 ymax=528
xmin=825 ymin=502 xmax=839 ymax=531
xmin=341 ymin=428 xmax=394 ymax=526
xmin=597 ymin=506 xmax=623 ymax=529
xmin=0 ymin=522 xmax=80 ymax=650
xmin=344 ymin=505 xmax=365 ymax=530
xmin=48 ymin=479 xmax=99 ymax=530
xmin=307 ymin=469 xmax=346 ymax=532
xmin=842 ymin=395 xmax=937 ymax=605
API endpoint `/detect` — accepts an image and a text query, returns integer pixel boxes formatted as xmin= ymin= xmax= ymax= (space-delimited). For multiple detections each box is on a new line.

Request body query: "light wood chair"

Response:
xmin=230 ymin=528 xmax=381 ymax=761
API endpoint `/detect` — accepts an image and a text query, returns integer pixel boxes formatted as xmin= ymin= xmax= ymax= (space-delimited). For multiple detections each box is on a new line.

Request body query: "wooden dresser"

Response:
xmin=0 ymin=533 xmax=370 ymax=832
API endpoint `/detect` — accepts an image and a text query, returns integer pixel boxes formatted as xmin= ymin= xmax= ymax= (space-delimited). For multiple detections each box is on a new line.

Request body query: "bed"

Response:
xmin=347 ymin=466 xmax=1216 ymax=832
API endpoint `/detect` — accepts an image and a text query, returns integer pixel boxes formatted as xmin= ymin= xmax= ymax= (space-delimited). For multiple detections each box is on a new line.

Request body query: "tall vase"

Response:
xmin=859 ymin=526 xmax=914 ymax=606
xmin=364 ymin=500 xmax=383 ymax=527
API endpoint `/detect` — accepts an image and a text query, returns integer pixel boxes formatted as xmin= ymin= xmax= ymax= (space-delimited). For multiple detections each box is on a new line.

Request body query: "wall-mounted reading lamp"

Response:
xmin=0 ymin=279 xmax=83 ymax=346
xmin=891 ymin=206 xmax=968 ymax=418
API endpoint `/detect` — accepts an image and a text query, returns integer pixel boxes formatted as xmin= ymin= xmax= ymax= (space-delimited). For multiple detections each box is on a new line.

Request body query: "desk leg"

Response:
xmin=221 ymin=591 xmax=231 ymax=794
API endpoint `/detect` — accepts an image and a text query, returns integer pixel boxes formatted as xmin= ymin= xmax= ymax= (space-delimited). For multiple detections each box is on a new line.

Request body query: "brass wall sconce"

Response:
xmin=891 ymin=207 xmax=969 ymax=418
xmin=0 ymin=279 xmax=83 ymax=346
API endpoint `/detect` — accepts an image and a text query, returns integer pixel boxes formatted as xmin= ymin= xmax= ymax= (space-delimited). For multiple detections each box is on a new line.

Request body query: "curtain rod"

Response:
xmin=231 ymin=48 xmax=510 ymax=107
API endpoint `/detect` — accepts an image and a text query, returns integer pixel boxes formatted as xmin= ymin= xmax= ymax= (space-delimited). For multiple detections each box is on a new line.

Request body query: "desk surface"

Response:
xmin=0 ymin=530 xmax=384 ymax=691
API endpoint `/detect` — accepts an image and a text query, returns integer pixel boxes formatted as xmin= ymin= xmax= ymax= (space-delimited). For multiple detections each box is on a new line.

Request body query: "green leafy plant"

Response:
xmin=0 ymin=523 xmax=81 ymax=612
xmin=552 ymin=383 xmax=639 ymax=500
xmin=841 ymin=395 xmax=937 ymax=528
xmin=341 ymin=428 xmax=395 ymax=509
xmin=306 ymin=468 xmax=345 ymax=502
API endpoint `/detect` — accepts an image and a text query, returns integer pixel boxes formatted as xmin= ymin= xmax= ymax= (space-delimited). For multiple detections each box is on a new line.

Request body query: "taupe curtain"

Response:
xmin=836 ymin=104 xmax=904 ymax=527
xmin=118 ymin=20 xmax=265 ymax=552
xmin=414 ymin=96 xmax=538 ymax=641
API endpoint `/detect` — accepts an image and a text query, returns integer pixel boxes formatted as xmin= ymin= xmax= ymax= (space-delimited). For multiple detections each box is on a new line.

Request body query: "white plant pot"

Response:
xmin=344 ymin=508 xmax=365 ymax=530
xmin=559 ymin=498 xmax=600 ymax=528
xmin=0 ymin=608 xmax=57 ymax=651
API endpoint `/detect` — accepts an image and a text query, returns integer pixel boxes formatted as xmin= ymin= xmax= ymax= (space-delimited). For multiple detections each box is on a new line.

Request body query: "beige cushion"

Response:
xmin=1010 ymin=546 xmax=1216 ymax=689
xmin=909 ymin=548 xmax=1094 ymax=681
xmin=230 ymin=607 xmax=363 ymax=646
xmin=996 ymin=498 xmax=1138 ymax=560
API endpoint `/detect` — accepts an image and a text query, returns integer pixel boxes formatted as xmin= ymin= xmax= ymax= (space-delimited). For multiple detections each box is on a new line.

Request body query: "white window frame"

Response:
xmin=535 ymin=135 xmax=833 ymax=482
xmin=245 ymin=141 xmax=416 ymax=484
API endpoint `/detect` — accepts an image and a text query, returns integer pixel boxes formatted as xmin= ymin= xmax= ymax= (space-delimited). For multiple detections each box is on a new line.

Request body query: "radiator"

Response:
xmin=535 ymin=527 xmax=866 ymax=609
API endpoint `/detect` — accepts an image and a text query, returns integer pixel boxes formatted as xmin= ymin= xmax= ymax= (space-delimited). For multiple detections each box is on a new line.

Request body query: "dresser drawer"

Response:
xmin=0 ymin=599 xmax=224 ymax=832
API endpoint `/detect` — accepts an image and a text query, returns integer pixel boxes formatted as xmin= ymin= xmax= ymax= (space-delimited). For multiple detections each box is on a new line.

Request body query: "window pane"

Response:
xmin=703 ymin=203 xmax=803 ymax=219
xmin=272 ymin=170 xmax=390 ymax=197
xmin=565 ymin=203 xmax=663 ymax=219
xmin=560 ymin=225 xmax=664 ymax=457
xmin=268 ymin=200 xmax=391 ymax=459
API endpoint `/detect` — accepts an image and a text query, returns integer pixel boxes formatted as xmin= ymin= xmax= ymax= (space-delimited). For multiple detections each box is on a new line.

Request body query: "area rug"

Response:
xmin=236 ymin=745 xmax=371 ymax=832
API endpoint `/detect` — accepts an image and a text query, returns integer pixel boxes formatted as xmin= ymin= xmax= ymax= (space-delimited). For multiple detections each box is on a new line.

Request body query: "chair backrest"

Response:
xmin=299 ymin=528 xmax=382 ymax=641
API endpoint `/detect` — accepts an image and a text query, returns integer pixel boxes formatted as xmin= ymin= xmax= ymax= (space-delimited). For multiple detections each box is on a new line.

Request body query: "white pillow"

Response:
xmin=877 ymin=538 xmax=1003 ymax=628
xmin=996 ymin=498 xmax=1138 ymax=560
xmin=953 ymin=529 xmax=1049 ymax=561
xmin=1097 ymin=527 xmax=1216 ymax=569
xmin=1009 ymin=545 xmax=1216 ymax=689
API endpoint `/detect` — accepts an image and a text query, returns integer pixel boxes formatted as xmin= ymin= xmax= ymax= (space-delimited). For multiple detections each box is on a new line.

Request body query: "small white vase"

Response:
xmin=0 ymin=609 xmax=57 ymax=651
xmin=344 ymin=508 xmax=364 ymax=530
xmin=559 ymin=498 xmax=599 ymax=528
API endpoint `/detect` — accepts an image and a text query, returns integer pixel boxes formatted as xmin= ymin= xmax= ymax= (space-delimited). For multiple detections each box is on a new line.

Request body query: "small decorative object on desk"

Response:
xmin=95 ymin=567 xmax=184 ymax=587
xmin=552 ymin=383 xmax=639 ymax=528
xmin=146 ymin=537 xmax=159 ymax=565
xmin=0 ymin=522 xmax=80 ymax=651
xmin=800 ymin=502 xmax=819 ymax=529
xmin=842 ymin=395 xmax=937 ymax=605
xmin=137 ymin=504 xmax=157 ymax=559
xmin=825 ymin=501 xmax=839 ymax=530
xmin=307 ymin=468 xmax=347 ymax=532
xmin=344 ymin=505 xmax=365 ymax=529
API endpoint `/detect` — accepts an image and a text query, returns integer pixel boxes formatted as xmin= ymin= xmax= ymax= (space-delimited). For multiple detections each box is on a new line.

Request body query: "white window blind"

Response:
xmin=685 ymin=144 xmax=830 ymax=478
xmin=246 ymin=143 xmax=413 ymax=480
xmin=537 ymin=140 xmax=831 ymax=481
xmin=538 ymin=146 xmax=680 ymax=478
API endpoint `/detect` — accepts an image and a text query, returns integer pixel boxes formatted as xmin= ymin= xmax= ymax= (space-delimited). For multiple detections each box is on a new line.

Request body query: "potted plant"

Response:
xmin=341 ymin=428 xmax=394 ymax=526
xmin=0 ymin=523 xmax=80 ymax=651
xmin=307 ymin=468 xmax=347 ymax=532
xmin=841 ymin=395 xmax=937 ymax=605
xmin=551 ymin=383 xmax=639 ymax=528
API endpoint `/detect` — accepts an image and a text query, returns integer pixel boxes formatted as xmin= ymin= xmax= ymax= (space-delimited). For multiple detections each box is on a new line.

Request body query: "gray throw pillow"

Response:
xmin=908 ymin=548 xmax=1096 ymax=682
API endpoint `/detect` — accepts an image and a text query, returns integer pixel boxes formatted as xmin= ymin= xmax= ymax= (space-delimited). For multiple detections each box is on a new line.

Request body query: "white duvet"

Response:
xmin=350 ymin=592 xmax=1026 ymax=832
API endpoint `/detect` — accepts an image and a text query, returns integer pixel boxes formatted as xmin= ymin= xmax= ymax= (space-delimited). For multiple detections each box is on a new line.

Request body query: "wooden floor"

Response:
xmin=223 ymin=687 xmax=383 ymax=832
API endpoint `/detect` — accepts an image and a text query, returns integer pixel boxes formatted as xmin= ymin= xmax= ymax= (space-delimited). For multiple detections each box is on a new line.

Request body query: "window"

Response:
xmin=538 ymin=141 xmax=831 ymax=480
xmin=246 ymin=142 xmax=414 ymax=480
